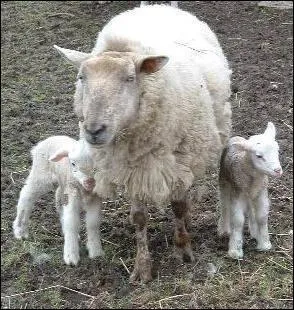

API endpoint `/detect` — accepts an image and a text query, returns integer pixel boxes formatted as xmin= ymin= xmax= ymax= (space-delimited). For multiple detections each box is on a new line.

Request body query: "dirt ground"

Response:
xmin=1 ymin=1 xmax=293 ymax=309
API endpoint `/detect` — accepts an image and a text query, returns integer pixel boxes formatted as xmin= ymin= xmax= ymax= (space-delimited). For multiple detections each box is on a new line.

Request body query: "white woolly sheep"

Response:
xmin=218 ymin=122 xmax=283 ymax=259
xmin=13 ymin=135 xmax=104 ymax=265
xmin=54 ymin=4 xmax=232 ymax=283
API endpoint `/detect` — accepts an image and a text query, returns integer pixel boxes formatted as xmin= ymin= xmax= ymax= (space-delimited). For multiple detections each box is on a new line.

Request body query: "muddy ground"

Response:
xmin=1 ymin=1 xmax=293 ymax=309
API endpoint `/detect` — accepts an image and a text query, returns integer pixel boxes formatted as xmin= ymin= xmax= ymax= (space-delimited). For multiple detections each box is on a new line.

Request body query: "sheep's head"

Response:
xmin=232 ymin=122 xmax=283 ymax=178
xmin=54 ymin=45 xmax=168 ymax=146
xmin=49 ymin=140 xmax=96 ymax=192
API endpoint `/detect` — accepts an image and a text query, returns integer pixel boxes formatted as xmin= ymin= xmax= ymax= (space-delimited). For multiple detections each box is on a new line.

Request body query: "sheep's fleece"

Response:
xmin=61 ymin=5 xmax=232 ymax=204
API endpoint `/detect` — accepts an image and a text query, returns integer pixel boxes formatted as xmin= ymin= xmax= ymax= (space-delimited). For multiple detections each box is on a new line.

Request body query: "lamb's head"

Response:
xmin=232 ymin=122 xmax=282 ymax=178
xmin=54 ymin=45 xmax=168 ymax=146
xmin=49 ymin=140 xmax=96 ymax=192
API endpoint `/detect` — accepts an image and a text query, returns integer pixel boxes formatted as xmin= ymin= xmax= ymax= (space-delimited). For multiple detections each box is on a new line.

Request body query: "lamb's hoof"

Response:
xmin=228 ymin=249 xmax=243 ymax=260
xmin=87 ymin=247 xmax=105 ymax=259
xmin=256 ymin=241 xmax=272 ymax=252
xmin=129 ymin=267 xmax=152 ymax=285
xmin=13 ymin=222 xmax=29 ymax=240
xmin=64 ymin=251 xmax=80 ymax=266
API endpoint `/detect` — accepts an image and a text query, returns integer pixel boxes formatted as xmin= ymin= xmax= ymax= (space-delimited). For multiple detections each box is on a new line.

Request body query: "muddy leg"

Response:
xmin=129 ymin=203 xmax=152 ymax=284
xmin=171 ymin=198 xmax=195 ymax=263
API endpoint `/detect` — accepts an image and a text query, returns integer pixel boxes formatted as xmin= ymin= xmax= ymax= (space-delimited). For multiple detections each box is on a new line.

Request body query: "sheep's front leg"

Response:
xmin=129 ymin=203 xmax=152 ymax=284
xmin=255 ymin=188 xmax=272 ymax=251
xmin=62 ymin=191 xmax=81 ymax=266
xmin=228 ymin=196 xmax=247 ymax=259
xmin=171 ymin=199 xmax=194 ymax=263
xmin=85 ymin=195 xmax=104 ymax=258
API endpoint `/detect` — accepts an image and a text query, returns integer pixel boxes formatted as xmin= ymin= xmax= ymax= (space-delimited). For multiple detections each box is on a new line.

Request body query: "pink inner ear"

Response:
xmin=140 ymin=56 xmax=168 ymax=74
xmin=49 ymin=150 xmax=69 ymax=162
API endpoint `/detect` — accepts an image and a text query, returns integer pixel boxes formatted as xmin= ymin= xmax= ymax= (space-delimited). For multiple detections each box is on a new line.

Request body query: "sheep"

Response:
xmin=53 ymin=4 xmax=232 ymax=283
xmin=13 ymin=135 xmax=104 ymax=266
xmin=217 ymin=122 xmax=283 ymax=259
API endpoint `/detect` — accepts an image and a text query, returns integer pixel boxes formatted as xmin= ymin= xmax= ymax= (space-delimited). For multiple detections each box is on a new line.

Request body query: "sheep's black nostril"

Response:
xmin=86 ymin=124 xmax=107 ymax=137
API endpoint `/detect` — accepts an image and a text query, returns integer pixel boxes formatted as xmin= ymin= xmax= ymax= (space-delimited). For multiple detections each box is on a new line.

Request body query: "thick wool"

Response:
xmin=88 ymin=5 xmax=232 ymax=204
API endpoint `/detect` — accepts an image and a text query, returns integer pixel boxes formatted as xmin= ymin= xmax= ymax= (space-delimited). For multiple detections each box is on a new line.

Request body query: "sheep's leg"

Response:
xmin=13 ymin=176 xmax=53 ymax=239
xmin=228 ymin=196 xmax=247 ymax=259
xmin=171 ymin=199 xmax=194 ymax=263
xmin=255 ymin=189 xmax=272 ymax=251
xmin=129 ymin=203 xmax=152 ymax=284
xmin=217 ymin=184 xmax=231 ymax=236
xmin=85 ymin=196 xmax=104 ymax=258
xmin=62 ymin=191 xmax=81 ymax=265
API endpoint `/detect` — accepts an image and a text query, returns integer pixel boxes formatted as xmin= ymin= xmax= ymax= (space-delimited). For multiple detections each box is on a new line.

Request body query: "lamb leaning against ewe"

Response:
xmin=13 ymin=135 xmax=104 ymax=265
xmin=218 ymin=122 xmax=283 ymax=259
xmin=54 ymin=4 xmax=232 ymax=283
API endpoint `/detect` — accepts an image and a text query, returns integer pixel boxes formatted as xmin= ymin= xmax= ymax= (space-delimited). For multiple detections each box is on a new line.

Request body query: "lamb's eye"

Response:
xmin=77 ymin=75 xmax=84 ymax=81
xmin=71 ymin=162 xmax=76 ymax=167
xmin=256 ymin=154 xmax=263 ymax=159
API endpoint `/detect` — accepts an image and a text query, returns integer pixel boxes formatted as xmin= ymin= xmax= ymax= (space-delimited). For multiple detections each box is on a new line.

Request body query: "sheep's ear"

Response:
xmin=138 ymin=56 xmax=169 ymax=74
xmin=231 ymin=140 xmax=252 ymax=151
xmin=49 ymin=149 xmax=69 ymax=162
xmin=264 ymin=122 xmax=276 ymax=139
xmin=53 ymin=45 xmax=90 ymax=68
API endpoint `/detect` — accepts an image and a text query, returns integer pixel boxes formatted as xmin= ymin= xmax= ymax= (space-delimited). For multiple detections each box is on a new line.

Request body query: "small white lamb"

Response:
xmin=218 ymin=122 xmax=283 ymax=259
xmin=13 ymin=135 xmax=104 ymax=265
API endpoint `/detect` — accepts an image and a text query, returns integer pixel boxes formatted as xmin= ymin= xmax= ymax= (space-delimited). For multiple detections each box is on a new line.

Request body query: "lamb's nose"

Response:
xmin=274 ymin=167 xmax=282 ymax=176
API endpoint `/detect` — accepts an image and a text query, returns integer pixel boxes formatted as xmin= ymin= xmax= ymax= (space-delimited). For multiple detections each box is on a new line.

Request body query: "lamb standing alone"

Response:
xmin=13 ymin=135 xmax=104 ymax=265
xmin=54 ymin=4 xmax=232 ymax=283
xmin=218 ymin=122 xmax=283 ymax=259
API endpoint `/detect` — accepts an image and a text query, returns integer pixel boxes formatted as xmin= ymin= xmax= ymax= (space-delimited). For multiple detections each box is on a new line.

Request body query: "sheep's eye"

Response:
xmin=71 ymin=162 xmax=76 ymax=167
xmin=126 ymin=75 xmax=135 ymax=82
xmin=256 ymin=154 xmax=263 ymax=159
xmin=77 ymin=75 xmax=84 ymax=81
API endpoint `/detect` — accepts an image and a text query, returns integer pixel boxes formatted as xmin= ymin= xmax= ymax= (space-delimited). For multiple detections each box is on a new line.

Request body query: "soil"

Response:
xmin=1 ymin=1 xmax=293 ymax=309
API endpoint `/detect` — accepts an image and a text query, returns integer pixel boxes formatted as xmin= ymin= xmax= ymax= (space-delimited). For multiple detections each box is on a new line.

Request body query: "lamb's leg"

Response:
xmin=13 ymin=176 xmax=53 ymax=239
xmin=62 ymin=191 xmax=81 ymax=265
xmin=255 ymin=189 xmax=272 ymax=251
xmin=55 ymin=186 xmax=66 ymax=215
xmin=85 ymin=195 xmax=104 ymax=258
xmin=248 ymin=202 xmax=258 ymax=239
xmin=217 ymin=184 xmax=231 ymax=236
xmin=171 ymin=198 xmax=194 ymax=263
xmin=228 ymin=196 xmax=247 ymax=259
xmin=129 ymin=202 xmax=152 ymax=284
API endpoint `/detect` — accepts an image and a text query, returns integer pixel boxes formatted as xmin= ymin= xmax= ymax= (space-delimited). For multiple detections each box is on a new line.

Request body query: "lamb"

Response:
xmin=53 ymin=4 xmax=232 ymax=283
xmin=218 ymin=122 xmax=283 ymax=259
xmin=13 ymin=135 xmax=104 ymax=266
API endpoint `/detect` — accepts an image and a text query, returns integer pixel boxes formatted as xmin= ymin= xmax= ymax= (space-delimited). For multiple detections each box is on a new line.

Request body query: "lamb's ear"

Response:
xmin=231 ymin=140 xmax=252 ymax=151
xmin=137 ymin=56 xmax=169 ymax=74
xmin=53 ymin=45 xmax=90 ymax=68
xmin=49 ymin=149 xmax=69 ymax=162
xmin=264 ymin=122 xmax=276 ymax=139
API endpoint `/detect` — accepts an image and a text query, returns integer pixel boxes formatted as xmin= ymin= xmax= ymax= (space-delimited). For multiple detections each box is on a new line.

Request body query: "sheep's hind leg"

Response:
xmin=171 ymin=199 xmax=195 ymax=263
xmin=228 ymin=196 xmax=247 ymax=259
xmin=129 ymin=203 xmax=152 ymax=284
xmin=13 ymin=176 xmax=53 ymax=239
xmin=217 ymin=184 xmax=231 ymax=237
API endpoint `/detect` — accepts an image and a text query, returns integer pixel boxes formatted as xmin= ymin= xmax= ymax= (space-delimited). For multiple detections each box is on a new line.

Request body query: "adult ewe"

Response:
xmin=54 ymin=4 xmax=232 ymax=283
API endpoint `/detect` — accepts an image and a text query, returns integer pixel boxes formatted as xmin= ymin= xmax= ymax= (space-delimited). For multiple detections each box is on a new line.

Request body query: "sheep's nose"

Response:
xmin=85 ymin=124 xmax=107 ymax=138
